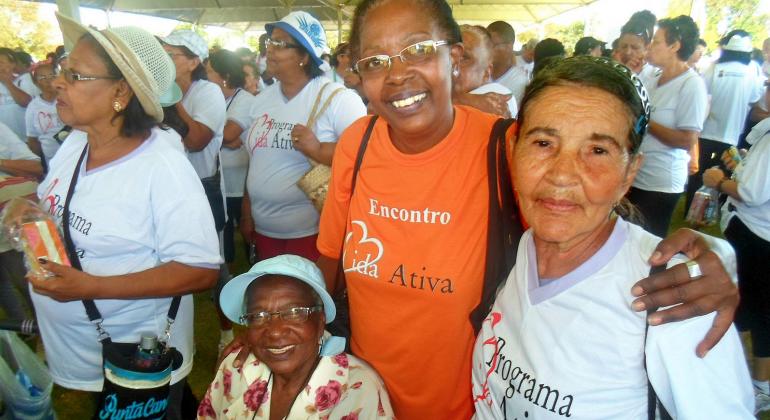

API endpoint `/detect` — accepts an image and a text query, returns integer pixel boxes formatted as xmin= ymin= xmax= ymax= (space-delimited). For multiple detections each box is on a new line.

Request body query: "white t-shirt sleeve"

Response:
xmin=675 ymin=75 xmax=708 ymax=131
xmin=316 ymin=87 xmax=367 ymax=143
xmin=737 ymin=133 xmax=770 ymax=207
xmin=15 ymin=74 xmax=40 ymax=97
xmin=226 ymin=91 xmax=256 ymax=131
xmin=0 ymin=122 xmax=39 ymax=160
xmin=646 ymin=314 xmax=754 ymax=418
xmin=150 ymin=152 xmax=221 ymax=268
xmin=24 ymin=101 xmax=40 ymax=138
xmin=188 ymin=82 xmax=227 ymax=135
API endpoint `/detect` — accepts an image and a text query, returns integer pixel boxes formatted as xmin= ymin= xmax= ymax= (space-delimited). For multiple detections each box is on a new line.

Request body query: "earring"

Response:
xmin=452 ymin=66 xmax=460 ymax=78
xmin=299 ymin=62 xmax=304 ymax=67
xmin=318 ymin=336 xmax=325 ymax=355
xmin=223 ymin=80 xmax=227 ymax=88
xmin=112 ymin=100 xmax=122 ymax=112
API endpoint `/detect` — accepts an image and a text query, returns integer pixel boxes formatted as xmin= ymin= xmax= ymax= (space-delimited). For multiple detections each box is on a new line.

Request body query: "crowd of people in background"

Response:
xmin=1 ymin=0 xmax=769 ymax=418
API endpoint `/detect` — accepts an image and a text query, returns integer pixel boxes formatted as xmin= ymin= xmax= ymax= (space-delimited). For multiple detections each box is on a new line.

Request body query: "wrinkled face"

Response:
xmin=514 ymin=85 xmax=641 ymax=249
xmin=246 ymin=276 xmax=325 ymax=377
xmin=51 ymin=39 xmax=128 ymax=131
xmin=357 ymin=0 xmax=461 ymax=144
xmin=616 ymin=33 xmax=647 ymax=72
xmin=647 ymin=28 xmax=680 ymax=67
xmin=163 ymin=44 xmax=199 ymax=82
xmin=489 ymin=31 xmax=513 ymax=69
xmin=242 ymin=64 xmax=258 ymax=94
xmin=33 ymin=64 xmax=58 ymax=96
xmin=454 ymin=29 xmax=491 ymax=94
xmin=265 ymin=28 xmax=308 ymax=81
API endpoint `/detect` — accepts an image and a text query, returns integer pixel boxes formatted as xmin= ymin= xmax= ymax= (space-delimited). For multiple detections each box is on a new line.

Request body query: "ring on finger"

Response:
xmin=685 ymin=260 xmax=703 ymax=280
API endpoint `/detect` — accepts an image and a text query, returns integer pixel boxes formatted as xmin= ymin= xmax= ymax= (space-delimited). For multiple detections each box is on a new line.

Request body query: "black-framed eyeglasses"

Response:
xmin=355 ymin=40 xmax=448 ymax=75
xmin=58 ymin=67 xmax=120 ymax=84
xmin=240 ymin=305 xmax=322 ymax=326
xmin=266 ymin=38 xmax=302 ymax=50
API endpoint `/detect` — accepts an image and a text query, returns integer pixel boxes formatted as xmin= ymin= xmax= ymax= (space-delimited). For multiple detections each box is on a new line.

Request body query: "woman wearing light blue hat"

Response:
xmin=240 ymin=11 xmax=366 ymax=262
xmin=198 ymin=254 xmax=393 ymax=419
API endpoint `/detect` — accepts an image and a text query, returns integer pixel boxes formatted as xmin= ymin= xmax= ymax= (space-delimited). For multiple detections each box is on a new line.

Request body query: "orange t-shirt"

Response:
xmin=318 ymin=106 xmax=501 ymax=420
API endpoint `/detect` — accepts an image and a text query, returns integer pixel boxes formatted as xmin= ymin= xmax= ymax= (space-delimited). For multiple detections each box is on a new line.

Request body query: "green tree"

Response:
xmin=704 ymin=0 xmax=769 ymax=49
xmin=0 ymin=0 xmax=57 ymax=59
xmin=543 ymin=21 xmax=585 ymax=55
xmin=667 ymin=0 xmax=695 ymax=17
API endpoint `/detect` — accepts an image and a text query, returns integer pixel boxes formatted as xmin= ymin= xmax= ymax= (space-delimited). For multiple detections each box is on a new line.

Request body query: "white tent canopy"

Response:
xmin=32 ymin=0 xmax=599 ymax=33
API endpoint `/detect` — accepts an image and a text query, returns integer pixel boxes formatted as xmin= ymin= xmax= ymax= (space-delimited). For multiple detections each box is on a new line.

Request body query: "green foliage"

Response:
xmin=704 ymin=0 xmax=769 ymax=49
xmin=543 ymin=21 xmax=585 ymax=56
xmin=666 ymin=0 xmax=695 ymax=17
xmin=0 ymin=0 xmax=58 ymax=60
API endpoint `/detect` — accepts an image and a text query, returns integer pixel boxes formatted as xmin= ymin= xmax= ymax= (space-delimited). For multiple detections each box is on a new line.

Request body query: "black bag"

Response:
xmin=325 ymin=115 xmax=378 ymax=345
xmin=200 ymin=167 xmax=226 ymax=233
xmin=61 ymin=146 xmax=183 ymax=420
xmin=470 ymin=118 xmax=524 ymax=333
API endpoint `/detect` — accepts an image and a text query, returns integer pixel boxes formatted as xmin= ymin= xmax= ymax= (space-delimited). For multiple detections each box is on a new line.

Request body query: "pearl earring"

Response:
xmin=113 ymin=100 xmax=122 ymax=112
xmin=452 ymin=66 xmax=460 ymax=77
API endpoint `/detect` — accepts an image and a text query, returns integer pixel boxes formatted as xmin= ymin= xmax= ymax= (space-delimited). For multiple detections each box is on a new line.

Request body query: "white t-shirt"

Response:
xmin=472 ymin=219 xmax=753 ymax=420
xmin=180 ymin=80 xmax=226 ymax=179
xmin=244 ymin=76 xmax=366 ymax=238
xmin=701 ymin=62 xmax=764 ymax=146
xmin=493 ymin=65 xmax=529 ymax=107
xmin=721 ymin=118 xmax=770 ymax=242
xmin=633 ymin=69 xmax=708 ymax=193
xmin=470 ymin=82 xmax=519 ymax=118
xmin=515 ymin=57 xmax=534 ymax=79
xmin=0 ymin=121 xmax=40 ymax=177
xmin=0 ymin=83 xmax=27 ymax=139
xmin=222 ymin=88 xmax=256 ymax=197
xmin=637 ymin=63 xmax=659 ymax=91
xmin=25 ymin=96 xmax=64 ymax=163
xmin=34 ymin=128 xmax=221 ymax=391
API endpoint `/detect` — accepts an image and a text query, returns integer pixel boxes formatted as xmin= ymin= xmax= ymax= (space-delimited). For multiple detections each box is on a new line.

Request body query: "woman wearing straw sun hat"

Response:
xmin=239 ymin=11 xmax=366 ymax=263
xmin=30 ymin=13 xmax=221 ymax=418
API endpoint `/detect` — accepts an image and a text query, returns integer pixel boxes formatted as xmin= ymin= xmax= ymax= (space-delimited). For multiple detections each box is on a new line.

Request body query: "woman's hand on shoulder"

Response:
xmin=27 ymin=258 xmax=98 ymax=301
xmin=630 ymin=228 xmax=738 ymax=358
xmin=217 ymin=332 xmax=252 ymax=370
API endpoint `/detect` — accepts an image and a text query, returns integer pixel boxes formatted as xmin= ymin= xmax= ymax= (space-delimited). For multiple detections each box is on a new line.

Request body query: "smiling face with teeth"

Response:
xmin=355 ymin=0 xmax=463 ymax=154
xmin=245 ymin=275 xmax=325 ymax=379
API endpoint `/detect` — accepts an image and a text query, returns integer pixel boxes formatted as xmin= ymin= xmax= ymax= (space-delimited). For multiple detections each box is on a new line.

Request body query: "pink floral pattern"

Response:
xmin=222 ymin=368 xmax=233 ymax=396
xmin=243 ymin=379 xmax=269 ymax=411
xmin=340 ymin=411 xmax=360 ymax=420
xmin=333 ymin=353 xmax=349 ymax=368
xmin=315 ymin=380 xmax=342 ymax=411
xmin=197 ymin=390 xmax=216 ymax=418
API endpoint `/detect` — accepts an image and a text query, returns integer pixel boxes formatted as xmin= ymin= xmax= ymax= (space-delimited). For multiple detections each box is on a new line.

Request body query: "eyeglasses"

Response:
xmin=355 ymin=40 xmax=448 ymax=75
xmin=240 ymin=305 xmax=322 ymax=326
xmin=36 ymin=74 xmax=57 ymax=81
xmin=266 ymin=38 xmax=302 ymax=50
xmin=58 ymin=67 xmax=119 ymax=84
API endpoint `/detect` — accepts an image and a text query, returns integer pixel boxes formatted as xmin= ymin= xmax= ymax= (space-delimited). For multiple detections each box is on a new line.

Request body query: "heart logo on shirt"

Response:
xmin=343 ymin=220 xmax=383 ymax=279
xmin=37 ymin=111 xmax=54 ymax=132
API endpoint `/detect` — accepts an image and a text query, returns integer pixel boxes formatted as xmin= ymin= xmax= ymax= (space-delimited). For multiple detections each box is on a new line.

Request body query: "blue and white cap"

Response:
xmin=266 ymin=11 xmax=331 ymax=72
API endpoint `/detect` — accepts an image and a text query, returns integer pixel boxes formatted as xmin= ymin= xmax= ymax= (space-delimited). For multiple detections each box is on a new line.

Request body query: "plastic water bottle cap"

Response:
xmin=140 ymin=334 xmax=158 ymax=351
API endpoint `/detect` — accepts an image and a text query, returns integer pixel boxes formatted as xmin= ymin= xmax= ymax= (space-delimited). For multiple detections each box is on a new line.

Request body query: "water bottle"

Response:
xmin=134 ymin=334 xmax=161 ymax=369
xmin=686 ymin=185 xmax=719 ymax=226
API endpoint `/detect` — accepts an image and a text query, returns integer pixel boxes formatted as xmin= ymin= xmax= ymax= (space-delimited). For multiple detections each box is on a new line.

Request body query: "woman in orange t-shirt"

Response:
xmin=227 ymin=1 xmax=739 ymax=419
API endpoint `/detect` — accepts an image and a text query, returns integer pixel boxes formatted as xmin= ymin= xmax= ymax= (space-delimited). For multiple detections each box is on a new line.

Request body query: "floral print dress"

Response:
xmin=198 ymin=352 xmax=394 ymax=419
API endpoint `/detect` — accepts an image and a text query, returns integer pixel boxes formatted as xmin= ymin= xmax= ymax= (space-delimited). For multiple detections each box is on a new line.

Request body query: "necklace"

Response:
xmin=251 ymin=357 xmax=321 ymax=420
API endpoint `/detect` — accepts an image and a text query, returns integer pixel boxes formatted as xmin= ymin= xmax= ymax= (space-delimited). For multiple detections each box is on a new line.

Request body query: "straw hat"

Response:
xmin=56 ymin=12 xmax=175 ymax=122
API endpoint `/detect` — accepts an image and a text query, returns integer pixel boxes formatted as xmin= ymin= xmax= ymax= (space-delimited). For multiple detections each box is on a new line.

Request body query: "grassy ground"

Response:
xmin=5 ymin=198 xmax=770 ymax=419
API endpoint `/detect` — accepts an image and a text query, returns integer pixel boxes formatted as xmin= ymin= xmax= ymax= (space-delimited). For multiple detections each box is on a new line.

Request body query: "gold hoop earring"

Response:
xmin=113 ymin=100 xmax=122 ymax=112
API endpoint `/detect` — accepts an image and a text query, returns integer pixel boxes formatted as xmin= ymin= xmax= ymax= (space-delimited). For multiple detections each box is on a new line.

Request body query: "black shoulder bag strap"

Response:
xmin=645 ymin=265 xmax=673 ymax=420
xmin=61 ymin=145 xmax=181 ymax=344
xmin=470 ymin=118 xmax=524 ymax=333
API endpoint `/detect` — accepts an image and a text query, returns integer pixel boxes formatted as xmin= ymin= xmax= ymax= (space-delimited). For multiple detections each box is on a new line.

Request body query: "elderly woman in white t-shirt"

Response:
xmin=240 ymin=11 xmax=366 ymax=262
xmin=30 ymin=15 xmax=221 ymax=419
xmin=473 ymin=55 xmax=753 ymax=420
xmin=627 ymin=16 xmax=708 ymax=238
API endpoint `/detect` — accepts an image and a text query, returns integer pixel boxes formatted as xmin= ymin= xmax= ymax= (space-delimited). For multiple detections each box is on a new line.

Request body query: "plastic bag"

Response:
xmin=0 ymin=331 xmax=54 ymax=420
xmin=0 ymin=198 xmax=70 ymax=278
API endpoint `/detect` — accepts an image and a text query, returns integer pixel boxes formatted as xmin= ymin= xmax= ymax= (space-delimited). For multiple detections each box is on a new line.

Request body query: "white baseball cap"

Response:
xmin=723 ymin=34 xmax=752 ymax=53
xmin=265 ymin=11 xmax=331 ymax=72
xmin=162 ymin=30 xmax=209 ymax=60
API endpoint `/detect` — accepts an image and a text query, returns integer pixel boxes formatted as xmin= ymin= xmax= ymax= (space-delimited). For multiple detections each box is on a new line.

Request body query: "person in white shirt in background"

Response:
xmin=613 ymin=10 xmax=658 ymax=89
xmin=452 ymin=24 xmax=517 ymax=118
xmin=516 ymin=38 xmax=537 ymax=77
xmin=487 ymin=20 xmax=529 ymax=106
xmin=704 ymin=117 xmax=770 ymax=415
xmin=685 ymin=31 xmax=764 ymax=210
xmin=240 ymin=11 xmax=366 ymax=262
xmin=241 ymin=61 xmax=260 ymax=95
xmin=687 ymin=38 xmax=708 ymax=73
xmin=0 ymin=121 xmax=42 ymax=179
xmin=25 ymin=62 xmax=64 ymax=169
xmin=0 ymin=49 xmax=34 ymax=139
xmin=206 ymin=48 xmax=257 ymax=353
xmin=473 ymin=56 xmax=754 ymax=420
xmin=628 ymin=16 xmax=708 ymax=238
xmin=12 ymin=51 xmax=40 ymax=99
